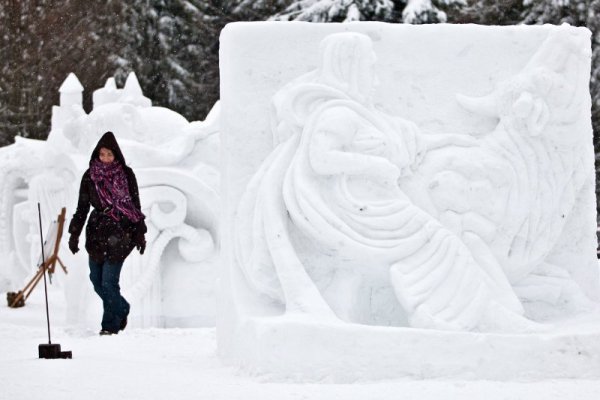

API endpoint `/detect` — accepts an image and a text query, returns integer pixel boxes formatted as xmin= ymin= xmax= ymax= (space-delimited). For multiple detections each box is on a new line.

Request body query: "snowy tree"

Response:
xmin=0 ymin=0 xmax=124 ymax=145
xmin=233 ymin=0 xmax=292 ymax=17
xmin=521 ymin=0 xmax=588 ymax=24
xmin=260 ymin=0 xmax=466 ymax=23
xmin=271 ymin=0 xmax=395 ymax=22
xmin=0 ymin=1 xmax=51 ymax=145
xmin=115 ymin=0 xmax=246 ymax=121
xmin=446 ymin=0 xmax=524 ymax=24
xmin=402 ymin=0 xmax=467 ymax=23
xmin=116 ymin=1 xmax=193 ymax=117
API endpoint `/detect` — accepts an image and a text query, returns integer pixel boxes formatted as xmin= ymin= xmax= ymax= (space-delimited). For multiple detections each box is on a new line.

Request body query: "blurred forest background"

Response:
xmin=1 ymin=1 xmax=600 ymax=200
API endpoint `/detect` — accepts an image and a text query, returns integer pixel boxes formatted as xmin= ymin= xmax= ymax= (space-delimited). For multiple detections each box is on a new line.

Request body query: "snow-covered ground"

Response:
xmin=1 ymin=285 xmax=599 ymax=400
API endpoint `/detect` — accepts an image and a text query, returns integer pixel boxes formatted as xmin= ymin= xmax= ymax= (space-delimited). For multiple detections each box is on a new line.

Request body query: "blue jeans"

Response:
xmin=88 ymin=258 xmax=130 ymax=332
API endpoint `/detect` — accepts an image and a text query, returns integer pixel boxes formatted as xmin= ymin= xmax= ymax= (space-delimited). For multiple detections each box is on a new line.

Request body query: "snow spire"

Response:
xmin=124 ymin=72 xmax=144 ymax=96
xmin=104 ymin=77 xmax=117 ymax=90
xmin=58 ymin=73 xmax=83 ymax=107
xmin=122 ymin=72 xmax=151 ymax=107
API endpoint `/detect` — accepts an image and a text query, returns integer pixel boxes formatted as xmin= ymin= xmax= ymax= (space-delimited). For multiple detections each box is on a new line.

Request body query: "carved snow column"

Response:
xmin=60 ymin=73 xmax=83 ymax=107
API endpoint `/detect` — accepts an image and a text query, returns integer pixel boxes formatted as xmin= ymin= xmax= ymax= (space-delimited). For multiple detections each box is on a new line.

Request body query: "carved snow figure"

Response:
xmin=235 ymin=32 xmax=537 ymax=331
xmin=406 ymin=27 xmax=598 ymax=318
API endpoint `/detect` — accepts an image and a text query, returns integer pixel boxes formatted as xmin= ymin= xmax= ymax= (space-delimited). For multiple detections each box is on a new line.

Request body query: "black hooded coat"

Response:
xmin=68 ymin=132 xmax=147 ymax=263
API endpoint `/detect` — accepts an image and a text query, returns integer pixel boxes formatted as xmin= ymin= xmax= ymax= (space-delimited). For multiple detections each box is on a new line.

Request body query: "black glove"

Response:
xmin=133 ymin=221 xmax=147 ymax=255
xmin=136 ymin=239 xmax=146 ymax=255
xmin=68 ymin=235 xmax=79 ymax=254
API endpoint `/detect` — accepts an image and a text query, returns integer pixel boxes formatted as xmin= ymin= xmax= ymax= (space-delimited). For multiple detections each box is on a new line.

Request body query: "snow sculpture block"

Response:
xmin=219 ymin=22 xmax=600 ymax=381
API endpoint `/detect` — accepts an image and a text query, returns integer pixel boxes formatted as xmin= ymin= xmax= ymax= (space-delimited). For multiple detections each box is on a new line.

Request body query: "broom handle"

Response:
xmin=38 ymin=203 xmax=51 ymax=345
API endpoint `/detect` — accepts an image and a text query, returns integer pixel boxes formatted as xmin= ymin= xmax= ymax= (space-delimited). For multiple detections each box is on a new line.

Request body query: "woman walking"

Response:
xmin=68 ymin=131 xmax=147 ymax=335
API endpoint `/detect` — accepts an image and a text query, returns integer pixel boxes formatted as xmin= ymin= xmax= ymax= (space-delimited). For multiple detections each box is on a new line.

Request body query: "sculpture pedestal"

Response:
xmin=232 ymin=313 xmax=600 ymax=382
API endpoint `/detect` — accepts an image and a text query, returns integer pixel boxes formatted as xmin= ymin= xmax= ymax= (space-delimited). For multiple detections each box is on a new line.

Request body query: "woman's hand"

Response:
xmin=68 ymin=235 xmax=79 ymax=254
xmin=133 ymin=220 xmax=147 ymax=255
xmin=136 ymin=239 xmax=146 ymax=255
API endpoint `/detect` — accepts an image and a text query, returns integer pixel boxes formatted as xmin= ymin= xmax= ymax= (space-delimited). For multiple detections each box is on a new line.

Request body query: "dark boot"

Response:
xmin=119 ymin=314 xmax=128 ymax=331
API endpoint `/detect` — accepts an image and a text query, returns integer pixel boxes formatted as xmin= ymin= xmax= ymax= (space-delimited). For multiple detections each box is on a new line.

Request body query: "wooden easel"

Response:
xmin=7 ymin=207 xmax=68 ymax=308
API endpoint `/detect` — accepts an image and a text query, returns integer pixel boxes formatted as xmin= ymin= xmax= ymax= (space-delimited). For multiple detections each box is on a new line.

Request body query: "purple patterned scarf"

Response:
xmin=90 ymin=159 xmax=144 ymax=223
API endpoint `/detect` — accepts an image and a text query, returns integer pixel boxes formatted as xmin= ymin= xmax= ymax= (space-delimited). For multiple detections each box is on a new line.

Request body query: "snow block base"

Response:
xmin=232 ymin=315 xmax=600 ymax=382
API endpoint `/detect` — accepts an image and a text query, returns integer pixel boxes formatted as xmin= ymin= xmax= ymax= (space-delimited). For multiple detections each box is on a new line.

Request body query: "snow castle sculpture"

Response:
xmin=0 ymin=72 xmax=220 ymax=328
xmin=219 ymin=22 xmax=600 ymax=381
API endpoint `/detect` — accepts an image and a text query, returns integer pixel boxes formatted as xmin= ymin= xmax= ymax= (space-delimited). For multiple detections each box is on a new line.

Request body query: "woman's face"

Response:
xmin=99 ymin=147 xmax=115 ymax=164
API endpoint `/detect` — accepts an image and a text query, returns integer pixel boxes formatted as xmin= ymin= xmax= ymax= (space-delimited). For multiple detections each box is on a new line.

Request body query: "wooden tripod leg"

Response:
xmin=20 ymin=267 xmax=43 ymax=293
xmin=56 ymin=257 xmax=68 ymax=274
xmin=23 ymin=268 xmax=46 ymax=302
xmin=10 ymin=269 xmax=41 ymax=307
xmin=9 ymin=268 xmax=42 ymax=307
xmin=9 ymin=290 xmax=26 ymax=308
